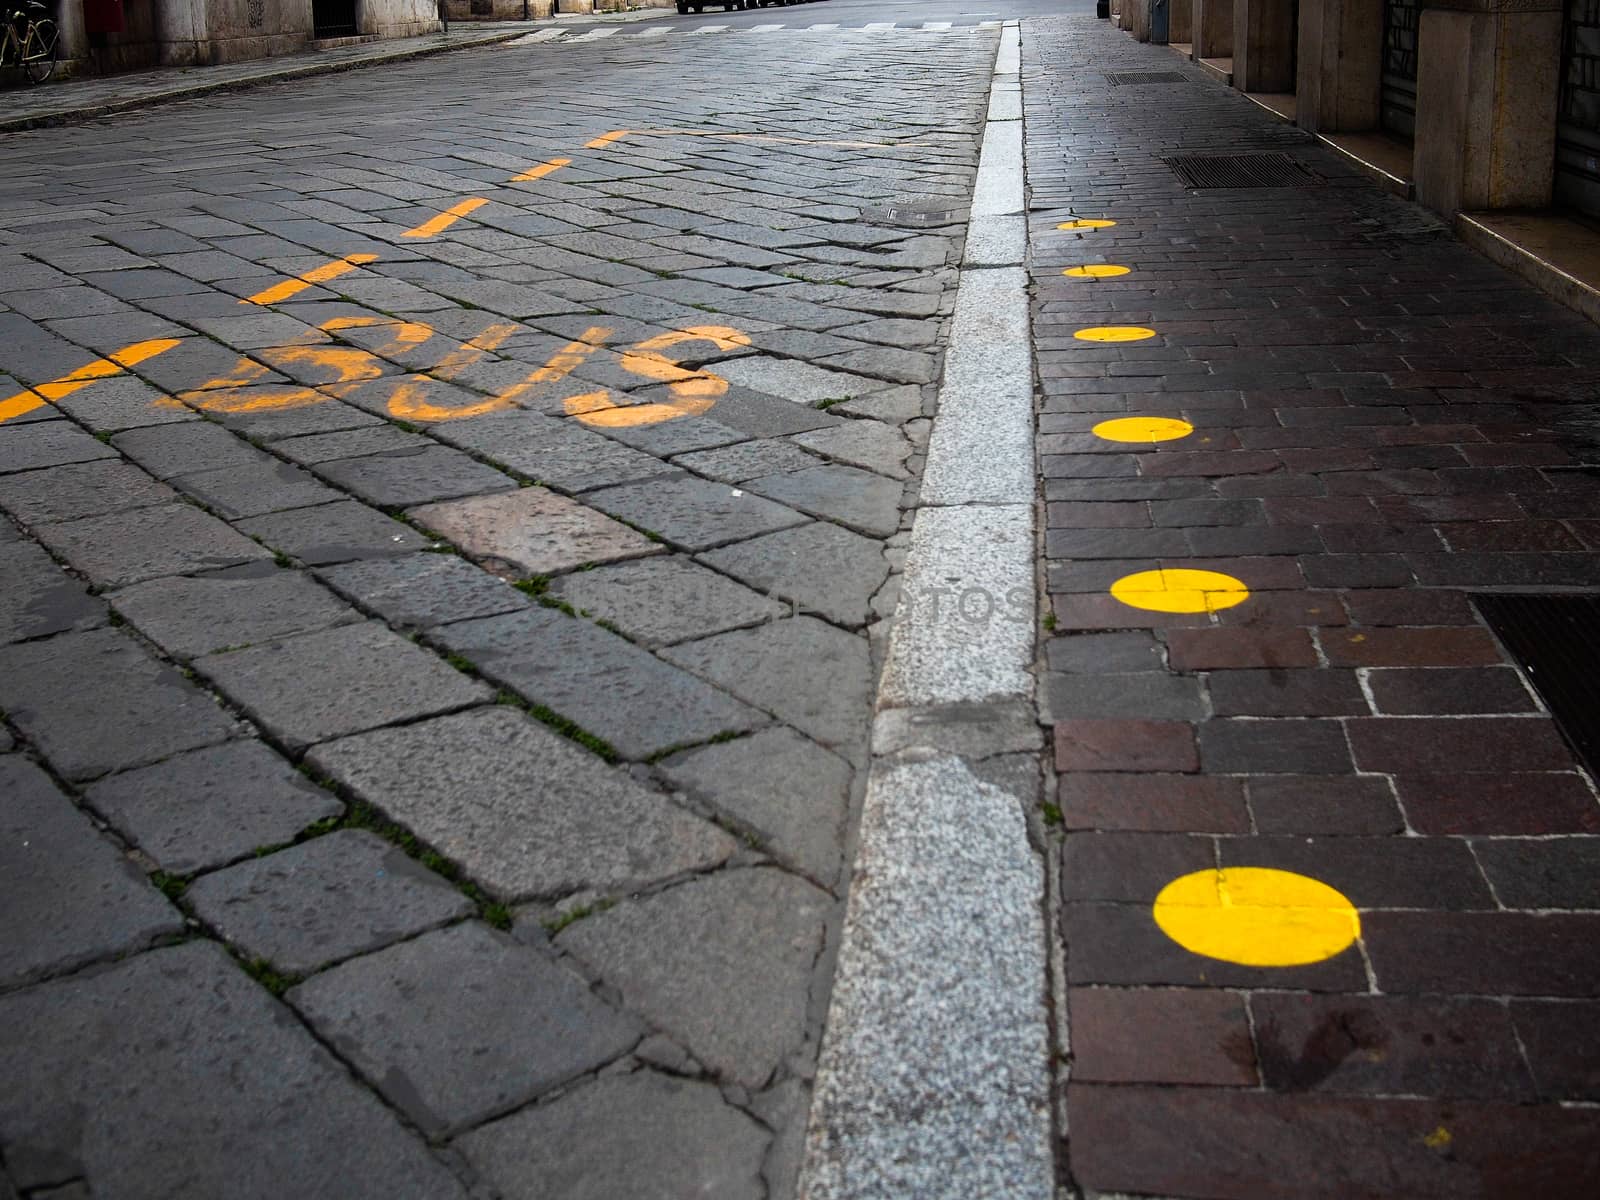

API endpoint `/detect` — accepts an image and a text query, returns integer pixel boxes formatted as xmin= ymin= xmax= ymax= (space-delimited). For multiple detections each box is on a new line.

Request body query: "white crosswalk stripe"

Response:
xmin=538 ymin=19 xmax=997 ymax=45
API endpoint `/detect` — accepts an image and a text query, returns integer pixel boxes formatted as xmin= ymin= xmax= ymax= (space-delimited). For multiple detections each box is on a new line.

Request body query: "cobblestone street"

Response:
xmin=0 ymin=15 xmax=1001 ymax=1197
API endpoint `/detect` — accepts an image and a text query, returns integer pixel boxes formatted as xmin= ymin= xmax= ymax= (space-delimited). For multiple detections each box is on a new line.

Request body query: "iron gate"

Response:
xmin=1558 ymin=0 xmax=1600 ymax=217
xmin=1381 ymin=0 xmax=1419 ymax=139
xmin=312 ymin=0 xmax=358 ymax=38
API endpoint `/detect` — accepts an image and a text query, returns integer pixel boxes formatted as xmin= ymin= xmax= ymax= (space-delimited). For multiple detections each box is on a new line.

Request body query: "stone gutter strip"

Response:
xmin=0 ymin=27 xmax=530 ymax=135
xmin=798 ymin=21 xmax=1056 ymax=1200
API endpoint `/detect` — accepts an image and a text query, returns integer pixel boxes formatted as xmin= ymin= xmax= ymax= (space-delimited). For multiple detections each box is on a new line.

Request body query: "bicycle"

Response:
xmin=1 ymin=1 xmax=57 ymax=84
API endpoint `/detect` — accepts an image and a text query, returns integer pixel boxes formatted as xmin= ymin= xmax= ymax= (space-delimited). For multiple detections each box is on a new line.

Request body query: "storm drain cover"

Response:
xmin=1473 ymin=593 xmax=1600 ymax=776
xmin=1106 ymin=71 xmax=1190 ymax=85
xmin=1163 ymin=152 xmax=1321 ymax=188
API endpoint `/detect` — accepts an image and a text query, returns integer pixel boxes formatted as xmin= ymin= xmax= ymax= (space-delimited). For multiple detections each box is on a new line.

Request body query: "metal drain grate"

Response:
xmin=1106 ymin=71 xmax=1191 ymax=85
xmin=1163 ymin=152 xmax=1322 ymax=188
xmin=1473 ymin=593 xmax=1600 ymax=777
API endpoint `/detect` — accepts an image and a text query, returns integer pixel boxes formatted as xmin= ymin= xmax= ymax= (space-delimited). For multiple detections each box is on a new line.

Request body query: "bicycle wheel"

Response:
xmin=22 ymin=19 xmax=57 ymax=84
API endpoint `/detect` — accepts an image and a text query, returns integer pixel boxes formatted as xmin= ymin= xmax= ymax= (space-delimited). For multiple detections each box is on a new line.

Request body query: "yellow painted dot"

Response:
xmin=1092 ymin=416 xmax=1194 ymax=444
xmin=1058 ymin=218 xmax=1117 ymax=230
xmin=1109 ymin=568 xmax=1250 ymax=614
xmin=1153 ymin=868 xmax=1361 ymax=968
xmin=1074 ymin=326 xmax=1157 ymax=343
xmin=1063 ymin=264 xmax=1131 ymax=278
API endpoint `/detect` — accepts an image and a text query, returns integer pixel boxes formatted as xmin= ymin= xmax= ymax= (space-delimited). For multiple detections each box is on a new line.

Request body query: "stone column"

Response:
xmin=1413 ymin=0 xmax=1563 ymax=216
xmin=1234 ymin=0 xmax=1297 ymax=91
xmin=1297 ymin=0 xmax=1384 ymax=132
xmin=1194 ymin=0 xmax=1234 ymax=58
xmin=1171 ymin=0 xmax=1193 ymax=44
xmin=154 ymin=0 xmax=208 ymax=64
xmin=1132 ymin=0 xmax=1152 ymax=40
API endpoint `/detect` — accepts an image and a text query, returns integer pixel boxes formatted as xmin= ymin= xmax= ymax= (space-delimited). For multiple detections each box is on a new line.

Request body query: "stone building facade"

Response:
xmin=1112 ymin=0 xmax=1583 ymax=224
xmin=57 ymin=0 xmax=443 ymax=72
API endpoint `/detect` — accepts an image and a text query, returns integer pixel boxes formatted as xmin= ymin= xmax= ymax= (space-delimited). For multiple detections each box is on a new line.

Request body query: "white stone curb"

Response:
xmin=798 ymin=22 xmax=1054 ymax=1200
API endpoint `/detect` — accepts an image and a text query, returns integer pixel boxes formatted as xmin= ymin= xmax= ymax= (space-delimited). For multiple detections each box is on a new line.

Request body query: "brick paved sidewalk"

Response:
xmin=1028 ymin=15 xmax=1600 ymax=1198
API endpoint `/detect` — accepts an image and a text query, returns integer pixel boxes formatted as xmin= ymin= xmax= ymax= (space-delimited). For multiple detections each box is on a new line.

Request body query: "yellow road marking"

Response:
xmin=1075 ymin=325 xmax=1157 ymax=343
xmin=1153 ymin=868 xmax=1360 ymax=967
xmin=1058 ymin=218 xmax=1116 ymax=230
xmin=483 ymin=326 xmax=613 ymax=413
xmin=0 ymin=338 xmax=181 ymax=426
xmin=243 ymin=253 xmax=378 ymax=306
xmin=1092 ymin=416 xmax=1193 ymax=444
xmin=571 ymin=325 xmax=750 ymax=428
xmin=1063 ymin=264 xmax=1130 ymax=278
xmin=511 ymin=157 xmax=572 ymax=182
xmin=402 ymin=197 xmax=489 ymax=239
xmin=1109 ymin=568 xmax=1250 ymax=615
xmin=388 ymin=322 xmax=525 ymax=422
xmin=584 ymin=130 xmax=631 ymax=150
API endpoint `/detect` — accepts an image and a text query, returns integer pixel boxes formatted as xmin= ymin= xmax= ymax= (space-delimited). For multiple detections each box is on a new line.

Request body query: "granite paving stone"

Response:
xmin=84 ymin=740 xmax=342 ymax=875
xmin=0 ymin=940 xmax=467 ymax=1198
xmin=458 ymin=1070 xmax=769 ymax=1200
xmin=408 ymin=486 xmax=659 ymax=577
xmin=235 ymin=497 xmax=431 ymax=565
xmin=792 ymin=418 xmax=914 ymax=480
xmin=662 ymin=616 xmax=873 ymax=757
xmin=0 ymin=628 xmax=235 ymax=780
xmin=314 ymin=444 xmax=515 ymax=508
xmin=196 ymin=621 xmax=490 ymax=752
xmin=109 ymin=567 xmax=355 ymax=657
xmin=315 ymin=552 xmax=532 ymax=630
xmin=307 ymin=707 xmax=735 ymax=900
xmin=434 ymin=410 xmax=677 ymax=492
xmin=548 ymin=555 xmax=785 ymax=647
xmin=711 ymin=355 xmax=890 ymax=404
xmin=699 ymin=520 xmax=889 ymax=628
xmin=0 ymin=419 xmax=117 ymax=475
xmin=693 ymin=384 xmax=847 ymax=438
xmin=111 ymin=419 xmax=270 ymax=479
xmin=187 ymin=829 xmax=473 ymax=975
xmin=436 ymin=606 xmax=765 ymax=760
xmin=34 ymin=501 xmax=272 ymax=587
xmin=287 ymin=922 xmax=639 ymax=1136
xmin=0 ymin=538 xmax=105 ymax=644
xmin=659 ymin=726 xmax=852 ymax=888
xmin=0 ymin=755 xmax=182 ymax=987
xmin=558 ymin=868 xmax=830 ymax=1088
xmin=585 ymin=473 xmax=809 ymax=552
xmin=672 ymin=437 xmax=822 ymax=483
xmin=270 ymin=423 xmax=433 ymax=466
xmin=743 ymin=463 xmax=903 ymax=538
xmin=0 ymin=460 xmax=176 ymax=526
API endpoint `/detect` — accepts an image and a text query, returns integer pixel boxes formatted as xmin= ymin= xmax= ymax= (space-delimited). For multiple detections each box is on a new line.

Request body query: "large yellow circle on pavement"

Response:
xmin=1109 ymin=568 xmax=1250 ymax=614
xmin=1075 ymin=326 xmax=1156 ymax=343
xmin=1154 ymin=868 xmax=1361 ymax=967
xmin=1092 ymin=416 xmax=1193 ymax=444
xmin=1058 ymin=218 xmax=1117 ymax=230
xmin=1064 ymin=264 xmax=1131 ymax=278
